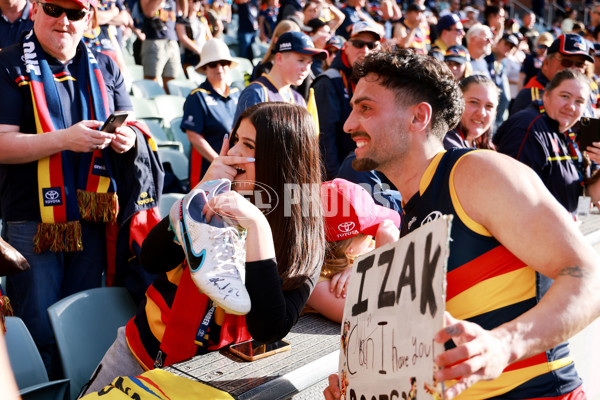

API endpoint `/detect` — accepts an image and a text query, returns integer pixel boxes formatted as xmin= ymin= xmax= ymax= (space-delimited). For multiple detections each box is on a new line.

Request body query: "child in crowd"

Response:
xmin=306 ymin=179 xmax=400 ymax=323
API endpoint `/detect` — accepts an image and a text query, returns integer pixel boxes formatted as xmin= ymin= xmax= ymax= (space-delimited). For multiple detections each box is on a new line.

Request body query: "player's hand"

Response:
xmin=330 ymin=267 xmax=352 ymax=298
xmin=434 ymin=312 xmax=512 ymax=399
xmin=199 ymin=134 xmax=255 ymax=185
xmin=323 ymin=374 xmax=341 ymax=400
xmin=63 ymin=121 xmax=115 ymax=153
xmin=110 ymin=126 xmax=137 ymax=153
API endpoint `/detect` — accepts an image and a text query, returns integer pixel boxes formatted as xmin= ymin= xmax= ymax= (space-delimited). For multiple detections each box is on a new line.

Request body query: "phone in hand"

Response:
xmin=100 ymin=112 xmax=129 ymax=133
xmin=578 ymin=117 xmax=600 ymax=152
xmin=229 ymin=339 xmax=291 ymax=361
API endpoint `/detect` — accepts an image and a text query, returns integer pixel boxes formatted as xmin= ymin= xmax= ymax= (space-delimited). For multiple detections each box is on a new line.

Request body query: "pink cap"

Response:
xmin=322 ymin=179 xmax=401 ymax=242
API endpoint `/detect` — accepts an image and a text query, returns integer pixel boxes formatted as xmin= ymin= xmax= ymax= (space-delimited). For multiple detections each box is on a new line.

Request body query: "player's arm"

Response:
xmin=435 ymin=150 xmax=600 ymax=397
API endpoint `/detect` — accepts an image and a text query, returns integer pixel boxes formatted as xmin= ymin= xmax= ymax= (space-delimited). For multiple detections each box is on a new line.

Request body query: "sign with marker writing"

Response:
xmin=339 ymin=216 xmax=451 ymax=400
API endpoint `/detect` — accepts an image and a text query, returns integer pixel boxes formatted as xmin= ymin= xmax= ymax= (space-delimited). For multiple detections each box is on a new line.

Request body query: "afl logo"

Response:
xmin=338 ymin=222 xmax=355 ymax=232
xmin=421 ymin=211 xmax=443 ymax=226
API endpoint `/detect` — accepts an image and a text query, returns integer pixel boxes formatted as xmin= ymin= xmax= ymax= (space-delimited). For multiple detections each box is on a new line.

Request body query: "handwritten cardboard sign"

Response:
xmin=339 ymin=216 xmax=452 ymax=400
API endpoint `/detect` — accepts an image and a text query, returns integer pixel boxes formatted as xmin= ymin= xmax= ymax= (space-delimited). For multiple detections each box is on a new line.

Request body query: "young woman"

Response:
xmin=82 ymin=102 xmax=325 ymax=395
xmin=495 ymin=69 xmax=600 ymax=216
xmin=443 ymin=75 xmax=499 ymax=150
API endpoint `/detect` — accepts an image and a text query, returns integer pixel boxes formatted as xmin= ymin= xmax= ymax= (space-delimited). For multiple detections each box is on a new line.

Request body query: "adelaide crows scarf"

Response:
xmin=21 ymin=32 xmax=118 ymax=253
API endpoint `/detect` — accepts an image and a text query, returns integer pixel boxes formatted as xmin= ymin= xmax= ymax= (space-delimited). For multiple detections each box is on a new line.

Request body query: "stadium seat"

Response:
xmin=138 ymin=119 xmax=183 ymax=152
xmin=169 ymin=117 xmax=191 ymax=157
xmin=47 ymin=287 xmax=137 ymax=400
xmin=158 ymin=192 xmax=185 ymax=219
xmin=166 ymin=79 xmax=197 ymax=98
xmin=5 ymin=316 xmax=70 ymax=400
xmin=130 ymin=96 xmax=161 ymax=123
xmin=153 ymin=95 xmax=186 ymax=130
xmin=130 ymin=79 xmax=167 ymax=99
xmin=158 ymin=148 xmax=189 ymax=183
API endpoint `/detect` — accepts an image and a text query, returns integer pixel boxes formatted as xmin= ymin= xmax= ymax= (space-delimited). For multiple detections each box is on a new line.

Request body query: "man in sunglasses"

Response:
xmin=312 ymin=21 xmax=381 ymax=179
xmin=511 ymin=33 xmax=594 ymax=115
xmin=429 ymin=13 xmax=464 ymax=61
xmin=0 ymin=0 xmax=162 ymax=379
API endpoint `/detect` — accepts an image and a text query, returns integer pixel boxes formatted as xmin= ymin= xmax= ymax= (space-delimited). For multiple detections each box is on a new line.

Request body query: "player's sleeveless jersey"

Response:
xmin=400 ymin=149 xmax=581 ymax=399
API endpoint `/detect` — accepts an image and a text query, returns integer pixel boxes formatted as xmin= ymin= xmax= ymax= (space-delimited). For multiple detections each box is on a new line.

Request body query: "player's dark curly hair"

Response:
xmin=353 ymin=49 xmax=464 ymax=139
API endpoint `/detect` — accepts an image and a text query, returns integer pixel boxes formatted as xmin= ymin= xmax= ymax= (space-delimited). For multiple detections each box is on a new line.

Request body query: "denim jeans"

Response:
xmin=5 ymin=220 xmax=107 ymax=378
xmin=237 ymin=31 xmax=256 ymax=61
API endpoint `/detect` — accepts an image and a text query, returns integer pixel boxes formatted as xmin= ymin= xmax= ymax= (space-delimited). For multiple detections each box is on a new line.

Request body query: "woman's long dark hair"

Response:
xmin=231 ymin=102 xmax=325 ymax=290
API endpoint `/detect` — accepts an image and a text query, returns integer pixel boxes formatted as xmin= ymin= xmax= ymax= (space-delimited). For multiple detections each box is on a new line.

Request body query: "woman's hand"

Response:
xmin=585 ymin=142 xmax=600 ymax=165
xmin=199 ymin=134 xmax=255 ymax=186
xmin=330 ymin=267 xmax=352 ymax=298
xmin=205 ymin=191 xmax=276 ymax=262
xmin=204 ymin=191 xmax=267 ymax=230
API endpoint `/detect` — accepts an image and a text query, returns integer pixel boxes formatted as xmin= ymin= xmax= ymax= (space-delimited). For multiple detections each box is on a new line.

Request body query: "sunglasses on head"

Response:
xmin=349 ymin=39 xmax=379 ymax=50
xmin=557 ymin=56 xmax=586 ymax=69
xmin=206 ymin=60 xmax=231 ymax=68
xmin=37 ymin=1 xmax=88 ymax=21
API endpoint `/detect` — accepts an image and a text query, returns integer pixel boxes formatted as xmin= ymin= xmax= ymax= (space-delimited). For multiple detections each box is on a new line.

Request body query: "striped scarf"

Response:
xmin=21 ymin=31 xmax=118 ymax=253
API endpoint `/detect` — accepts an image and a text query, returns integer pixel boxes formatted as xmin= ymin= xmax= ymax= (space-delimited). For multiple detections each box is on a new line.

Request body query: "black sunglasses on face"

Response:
xmin=557 ymin=56 xmax=586 ymax=69
xmin=206 ymin=60 xmax=231 ymax=68
xmin=349 ymin=39 xmax=379 ymax=50
xmin=37 ymin=2 xmax=88 ymax=21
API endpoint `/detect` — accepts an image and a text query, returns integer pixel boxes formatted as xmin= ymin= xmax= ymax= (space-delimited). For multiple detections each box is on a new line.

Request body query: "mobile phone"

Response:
xmin=100 ymin=112 xmax=129 ymax=133
xmin=578 ymin=117 xmax=600 ymax=151
xmin=229 ymin=339 xmax=291 ymax=361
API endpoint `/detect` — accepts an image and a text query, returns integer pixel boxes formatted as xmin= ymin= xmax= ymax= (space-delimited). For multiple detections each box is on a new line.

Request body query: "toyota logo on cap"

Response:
xmin=338 ymin=222 xmax=355 ymax=232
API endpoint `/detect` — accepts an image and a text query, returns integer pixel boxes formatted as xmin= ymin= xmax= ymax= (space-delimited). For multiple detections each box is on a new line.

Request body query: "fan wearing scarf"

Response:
xmin=0 ymin=0 xmax=139 ymax=378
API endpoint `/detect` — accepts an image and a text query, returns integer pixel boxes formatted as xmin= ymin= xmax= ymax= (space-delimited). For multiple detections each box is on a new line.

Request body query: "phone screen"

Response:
xmin=100 ymin=112 xmax=129 ymax=133
xmin=578 ymin=117 xmax=600 ymax=151
xmin=229 ymin=339 xmax=291 ymax=360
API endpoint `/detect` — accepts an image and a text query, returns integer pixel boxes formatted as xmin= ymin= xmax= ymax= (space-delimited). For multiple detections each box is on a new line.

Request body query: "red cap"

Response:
xmin=46 ymin=0 xmax=97 ymax=9
xmin=322 ymin=179 xmax=401 ymax=242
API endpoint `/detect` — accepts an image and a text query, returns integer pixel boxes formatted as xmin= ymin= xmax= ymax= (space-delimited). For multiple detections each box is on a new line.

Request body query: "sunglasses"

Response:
xmin=349 ymin=39 xmax=379 ymax=50
xmin=206 ymin=60 xmax=231 ymax=69
xmin=538 ymin=44 xmax=548 ymax=50
xmin=557 ymin=56 xmax=586 ymax=69
xmin=37 ymin=1 xmax=88 ymax=21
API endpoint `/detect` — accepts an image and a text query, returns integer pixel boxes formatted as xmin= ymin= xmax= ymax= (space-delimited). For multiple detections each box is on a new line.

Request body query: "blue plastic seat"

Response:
xmin=4 ymin=316 xmax=70 ymax=400
xmin=158 ymin=192 xmax=185 ymax=219
xmin=169 ymin=117 xmax=191 ymax=157
xmin=158 ymin=148 xmax=190 ymax=183
xmin=47 ymin=287 xmax=137 ymax=400
xmin=166 ymin=79 xmax=197 ymax=98
xmin=130 ymin=79 xmax=166 ymax=99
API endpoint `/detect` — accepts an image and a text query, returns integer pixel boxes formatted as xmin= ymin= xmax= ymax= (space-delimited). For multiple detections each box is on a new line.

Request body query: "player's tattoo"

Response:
xmin=558 ymin=265 xmax=588 ymax=278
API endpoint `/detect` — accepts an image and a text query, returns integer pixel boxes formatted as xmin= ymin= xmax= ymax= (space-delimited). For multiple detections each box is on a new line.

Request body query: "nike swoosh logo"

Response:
xmin=181 ymin=219 xmax=206 ymax=272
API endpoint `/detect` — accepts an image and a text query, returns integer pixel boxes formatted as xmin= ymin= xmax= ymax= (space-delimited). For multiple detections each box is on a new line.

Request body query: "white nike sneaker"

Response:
xmin=169 ymin=179 xmax=251 ymax=315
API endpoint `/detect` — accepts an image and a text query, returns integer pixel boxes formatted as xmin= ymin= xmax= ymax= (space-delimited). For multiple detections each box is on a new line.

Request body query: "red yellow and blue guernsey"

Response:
xmin=126 ymin=263 xmax=250 ymax=370
xmin=401 ymin=149 xmax=582 ymax=399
